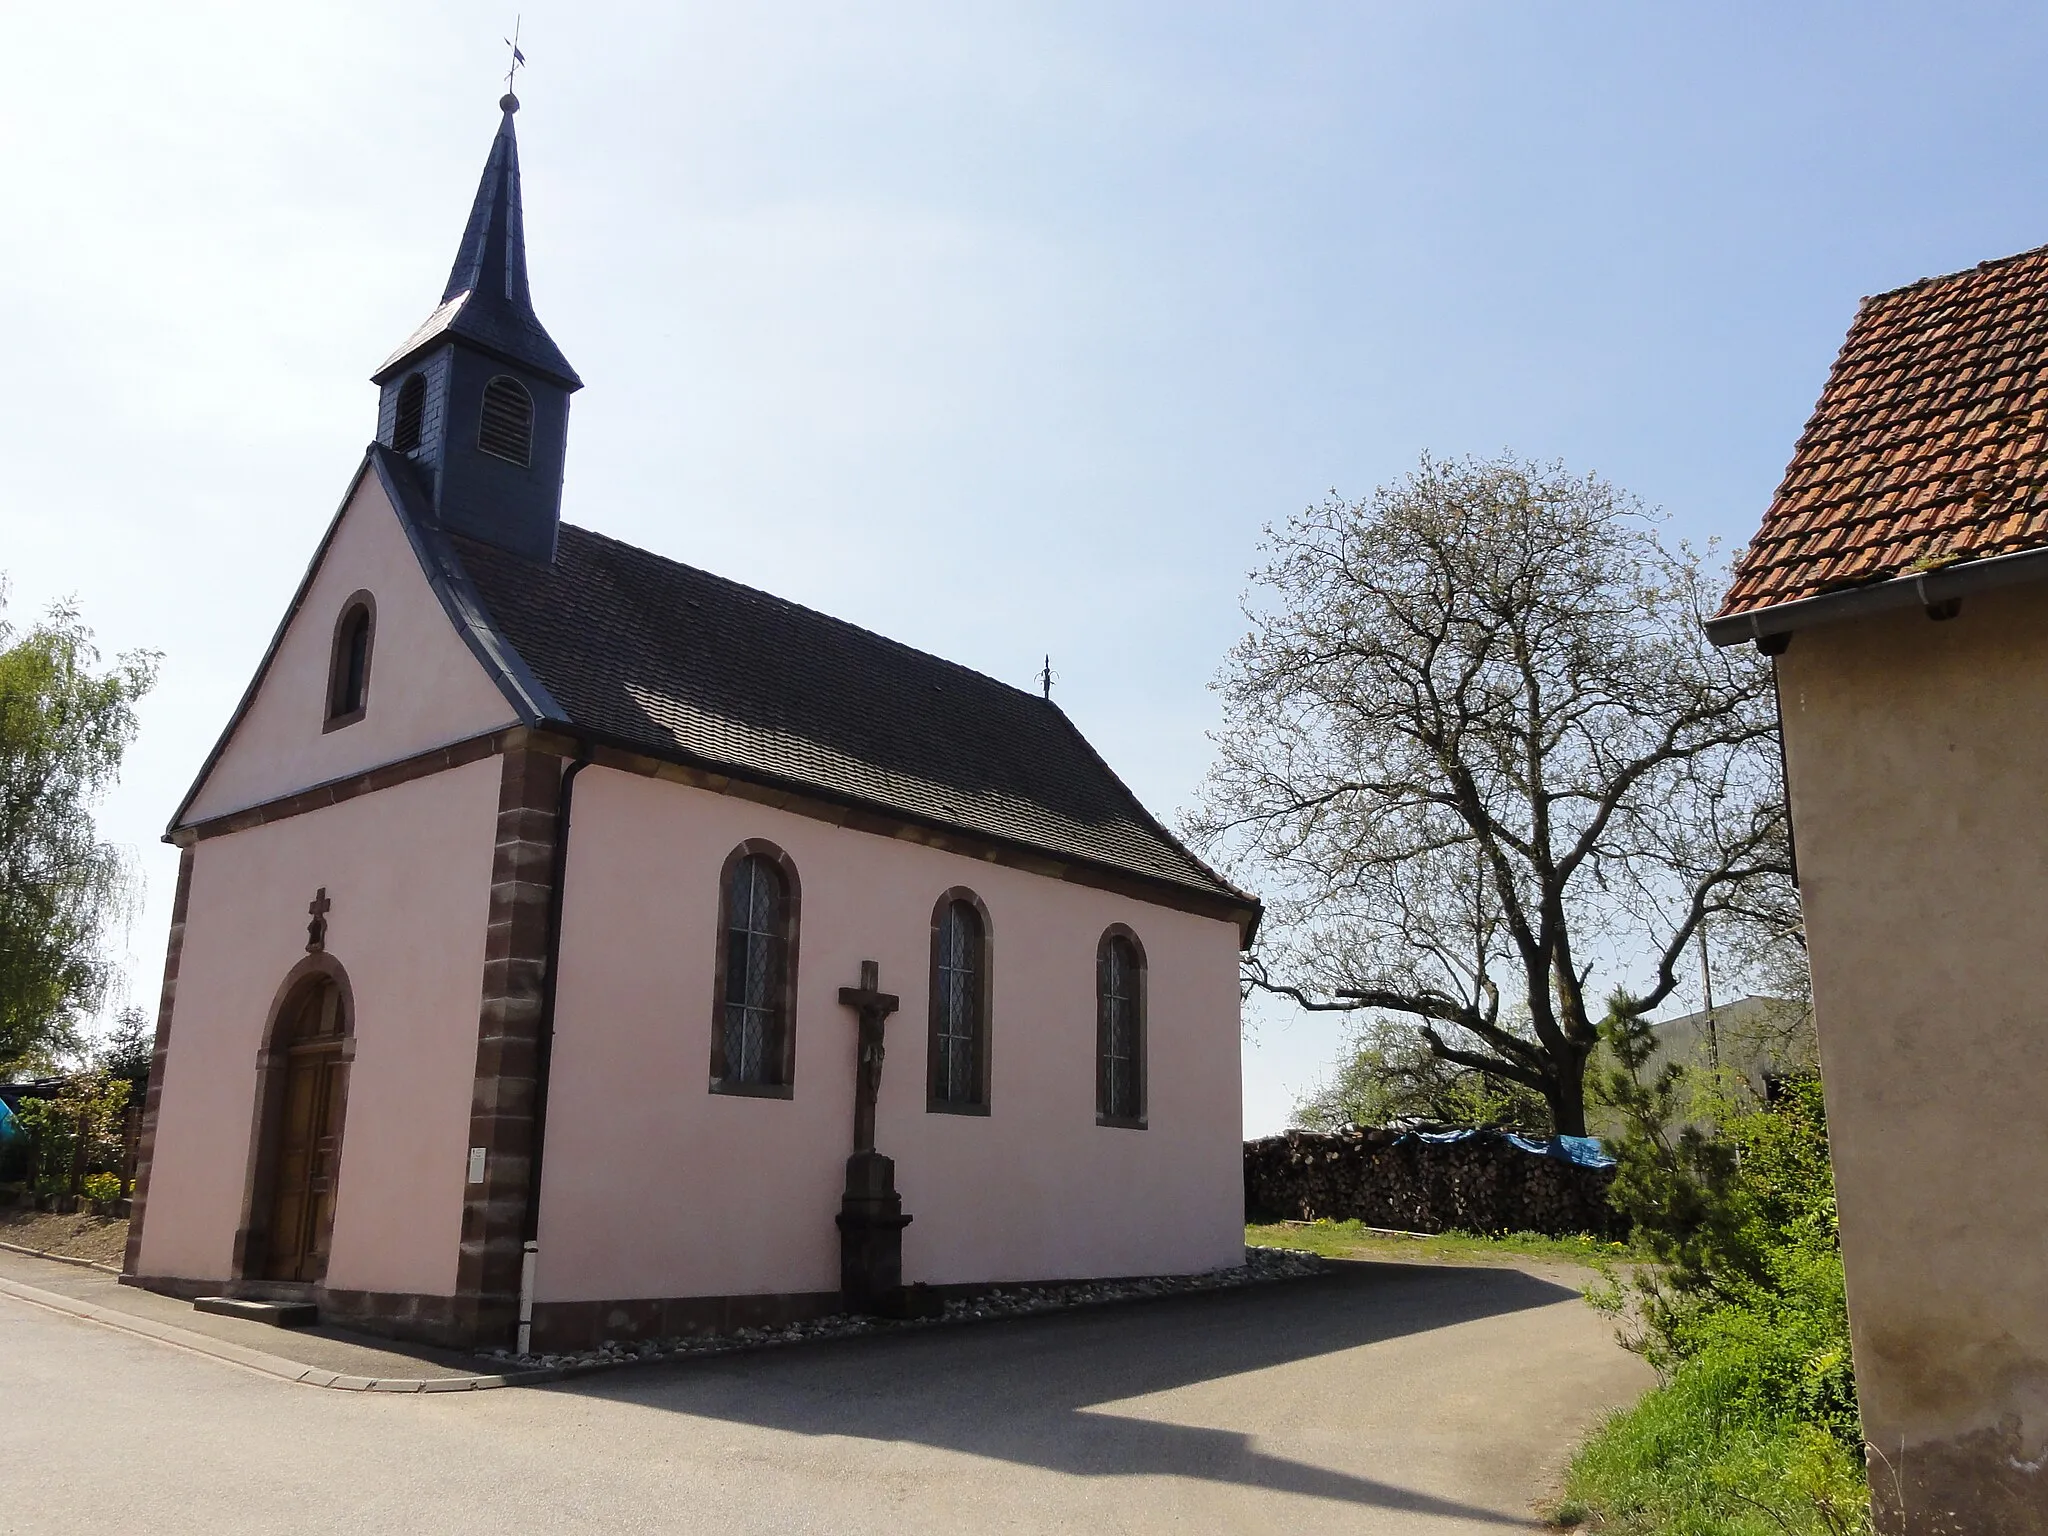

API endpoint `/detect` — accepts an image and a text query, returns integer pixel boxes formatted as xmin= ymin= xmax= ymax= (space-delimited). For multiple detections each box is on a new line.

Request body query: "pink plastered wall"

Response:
xmin=535 ymin=766 xmax=1246 ymax=1305
xmin=182 ymin=472 xmax=517 ymax=824
xmin=137 ymin=757 xmax=501 ymax=1295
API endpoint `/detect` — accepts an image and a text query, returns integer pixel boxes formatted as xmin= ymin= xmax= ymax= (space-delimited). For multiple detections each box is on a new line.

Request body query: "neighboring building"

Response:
xmin=1585 ymin=994 xmax=1815 ymax=1141
xmin=1709 ymin=243 xmax=2048 ymax=1533
xmin=1651 ymin=995 xmax=1814 ymax=1100
xmin=123 ymin=95 xmax=1259 ymax=1352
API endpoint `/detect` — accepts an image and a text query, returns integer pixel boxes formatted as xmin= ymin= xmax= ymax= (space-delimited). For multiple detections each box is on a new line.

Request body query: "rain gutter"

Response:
xmin=1705 ymin=544 xmax=2048 ymax=648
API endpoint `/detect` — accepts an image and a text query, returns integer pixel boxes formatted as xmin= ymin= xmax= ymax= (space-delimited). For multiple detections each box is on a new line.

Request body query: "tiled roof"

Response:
xmin=1719 ymin=242 xmax=2048 ymax=619
xmin=450 ymin=524 xmax=1251 ymax=911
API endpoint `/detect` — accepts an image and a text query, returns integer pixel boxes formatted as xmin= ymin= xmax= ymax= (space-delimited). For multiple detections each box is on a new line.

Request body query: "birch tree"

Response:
xmin=0 ymin=587 xmax=157 ymax=1074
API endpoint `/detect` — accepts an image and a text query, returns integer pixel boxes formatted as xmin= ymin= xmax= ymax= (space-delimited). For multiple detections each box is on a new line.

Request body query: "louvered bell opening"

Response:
xmin=391 ymin=373 xmax=426 ymax=454
xmin=478 ymin=376 xmax=535 ymax=467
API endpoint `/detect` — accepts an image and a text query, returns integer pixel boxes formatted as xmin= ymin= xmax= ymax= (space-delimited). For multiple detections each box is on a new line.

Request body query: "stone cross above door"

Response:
xmin=305 ymin=888 xmax=331 ymax=953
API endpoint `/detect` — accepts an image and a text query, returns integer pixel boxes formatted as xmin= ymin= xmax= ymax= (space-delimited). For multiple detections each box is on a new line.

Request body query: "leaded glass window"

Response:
xmin=721 ymin=853 xmax=788 ymax=1086
xmin=931 ymin=898 xmax=985 ymax=1109
xmin=1097 ymin=931 xmax=1144 ymax=1125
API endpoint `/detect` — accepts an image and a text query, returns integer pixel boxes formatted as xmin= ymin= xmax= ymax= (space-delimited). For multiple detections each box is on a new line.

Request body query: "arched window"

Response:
xmin=324 ymin=593 xmax=375 ymax=730
xmin=710 ymin=842 xmax=800 ymax=1095
xmin=928 ymin=890 xmax=991 ymax=1114
xmin=1096 ymin=926 xmax=1146 ymax=1128
xmin=391 ymin=372 xmax=426 ymax=454
xmin=478 ymin=375 xmax=535 ymax=466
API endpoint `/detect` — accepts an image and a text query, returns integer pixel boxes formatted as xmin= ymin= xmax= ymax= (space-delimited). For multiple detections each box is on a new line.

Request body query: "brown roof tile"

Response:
xmin=1721 ymin=240 xmax=2048 ymax=620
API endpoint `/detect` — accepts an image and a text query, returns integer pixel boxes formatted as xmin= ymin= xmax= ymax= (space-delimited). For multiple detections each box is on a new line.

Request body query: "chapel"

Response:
xmin=121 ymin=94 xmax=1259 ymax=1351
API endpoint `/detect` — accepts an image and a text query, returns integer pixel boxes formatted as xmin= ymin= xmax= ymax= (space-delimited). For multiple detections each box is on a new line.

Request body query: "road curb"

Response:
xmin=0 ymin=1238 xmax=124 ymax=1274
xmin=0 ymin=1272 xmax=583 ymax=1391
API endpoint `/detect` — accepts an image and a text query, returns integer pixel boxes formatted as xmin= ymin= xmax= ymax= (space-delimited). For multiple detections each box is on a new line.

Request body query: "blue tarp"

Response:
xmin=1508 ymin=1133 xmax=1616 ymax=1169
xmin=1400 ymin=1128 xmax=1615 ymax=1169
xmin=0 ymin=1097 xmax=17 ymax=1143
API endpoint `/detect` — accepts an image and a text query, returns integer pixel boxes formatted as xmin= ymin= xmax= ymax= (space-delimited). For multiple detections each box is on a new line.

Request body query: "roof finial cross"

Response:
xmin=502 ymin=16 xmax=527 ymax=108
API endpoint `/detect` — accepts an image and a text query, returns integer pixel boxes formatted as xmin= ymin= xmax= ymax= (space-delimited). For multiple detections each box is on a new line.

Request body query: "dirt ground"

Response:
xmin=0 ymin=1207 xmax=129 ymax=1267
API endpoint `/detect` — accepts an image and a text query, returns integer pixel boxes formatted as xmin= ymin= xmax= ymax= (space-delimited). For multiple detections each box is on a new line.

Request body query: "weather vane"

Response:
xmin=1040 ymin=654 xmax=1057 ymax=700
xmin=503 ymin=16 xmax=527 ymax=103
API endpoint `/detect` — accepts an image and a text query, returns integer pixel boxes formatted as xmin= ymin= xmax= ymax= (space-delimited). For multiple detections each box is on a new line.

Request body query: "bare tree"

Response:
xmin=1190 ymin=454 xmax=1793 ymax=1137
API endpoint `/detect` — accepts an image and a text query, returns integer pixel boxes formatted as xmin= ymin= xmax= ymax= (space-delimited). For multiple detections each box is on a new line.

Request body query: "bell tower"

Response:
xmin=372 ymin=93 xmax=581 ymax=562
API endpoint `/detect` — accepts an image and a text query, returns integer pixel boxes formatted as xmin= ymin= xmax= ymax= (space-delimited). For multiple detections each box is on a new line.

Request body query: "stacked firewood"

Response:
xmin=1243 ymin=1128 xmax=1626 ymax=1239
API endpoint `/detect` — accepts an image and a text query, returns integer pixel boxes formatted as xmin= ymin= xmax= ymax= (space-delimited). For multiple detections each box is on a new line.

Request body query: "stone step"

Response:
xmin=192 ymin=1296 xmax=319 ymax=1329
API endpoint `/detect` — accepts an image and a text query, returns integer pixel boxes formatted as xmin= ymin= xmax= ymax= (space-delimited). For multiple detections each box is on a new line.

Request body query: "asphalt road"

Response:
xmin=1 ymin=1257 xmax=1647 ymax=1534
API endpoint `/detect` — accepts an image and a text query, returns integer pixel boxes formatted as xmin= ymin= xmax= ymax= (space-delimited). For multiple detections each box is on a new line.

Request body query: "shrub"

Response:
xmin=1566 ymin=996 xmax=1867 ymax=1532
xmin=12 ymin=1071 xmax=132 ymax=1194
xmin=81 ymin=1171 xmax=121 ymax=1204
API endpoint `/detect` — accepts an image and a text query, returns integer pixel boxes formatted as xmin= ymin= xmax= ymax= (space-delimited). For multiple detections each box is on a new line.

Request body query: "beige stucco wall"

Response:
xmin=1779 ymin=584 xmax=2048 ymax=1523
xmin=535 ymin=766 xmax=1246 ymax=1305
xmin=138 ymin=747 xmax=501 ymax=1296
xmin=182 ymin=472 xmax=517 ymax=825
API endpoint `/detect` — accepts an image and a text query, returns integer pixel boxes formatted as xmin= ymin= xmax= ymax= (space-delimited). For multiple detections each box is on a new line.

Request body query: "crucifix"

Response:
xmin=838 ymin=959 xmax=899 ymax=1155
xmin=305 ymin=888 xmax=331 ymax=953
xmin=835 ymin=959 xmax=912 ymax=1314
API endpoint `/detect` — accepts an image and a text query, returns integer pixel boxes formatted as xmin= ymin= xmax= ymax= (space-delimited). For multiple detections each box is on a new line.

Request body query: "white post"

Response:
xmin=516 ymin=1239 xmax=538 ymax=1356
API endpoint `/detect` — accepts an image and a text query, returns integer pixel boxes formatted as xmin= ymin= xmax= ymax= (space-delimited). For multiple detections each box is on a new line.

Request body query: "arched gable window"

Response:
xmin=478 ymin=376 xmax=535 ymax=467
xmin=391 ymin=372 xmax=426 ymax=454
xmin=710 ymin=841 xmax=800 ymax=1096
xmin=1096 ymin=926 xmax=1146 ymax=1128
xmin=324 ymin=592 xmax=376 ymax=731
xmin=928 ymin=889 xmax=991 ymax=1114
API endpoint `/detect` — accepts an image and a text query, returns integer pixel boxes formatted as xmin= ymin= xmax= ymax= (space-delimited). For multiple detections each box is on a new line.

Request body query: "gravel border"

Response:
xmin=0 ymin=1246 xmax=1325 ymax=1392
xmin=481 ymin=1245 xmax=1326 ymax=1372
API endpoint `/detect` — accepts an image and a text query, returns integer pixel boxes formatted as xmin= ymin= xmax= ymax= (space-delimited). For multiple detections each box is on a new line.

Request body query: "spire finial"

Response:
xmin=502 ymin=15 xmax=526 ymax=110
xmin=1040 ymin=655 xmax=1056 ymax=700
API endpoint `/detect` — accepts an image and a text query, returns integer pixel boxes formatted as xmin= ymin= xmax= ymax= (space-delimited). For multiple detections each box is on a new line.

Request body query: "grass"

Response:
xmin=1248 ymin=1219 xmax=1870 ymax=1533
xmin=1556 ymin=1356 xmax=1869 ymax=1534
xmin=1246 ymin=1219 xmax=1629 ymax=1269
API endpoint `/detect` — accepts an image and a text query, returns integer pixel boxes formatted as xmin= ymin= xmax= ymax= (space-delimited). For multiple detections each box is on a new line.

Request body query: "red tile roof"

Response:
xmin=1719 ymin=242 xmax=2048 ymax=620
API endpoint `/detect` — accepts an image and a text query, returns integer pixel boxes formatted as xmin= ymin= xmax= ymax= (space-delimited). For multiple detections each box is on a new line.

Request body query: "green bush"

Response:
xmin=12 ymin=1071 xmax=132 ymax=1195
xmin=1564 ymin=997 xmax=1867 ymax=1532
xmin=81 ymin=1171 xmax=121 ymax=1203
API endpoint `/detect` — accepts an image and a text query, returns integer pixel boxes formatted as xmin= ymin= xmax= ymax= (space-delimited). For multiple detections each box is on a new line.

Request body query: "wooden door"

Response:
xmin=264 ymin=1044 xmax=346 ymax=1282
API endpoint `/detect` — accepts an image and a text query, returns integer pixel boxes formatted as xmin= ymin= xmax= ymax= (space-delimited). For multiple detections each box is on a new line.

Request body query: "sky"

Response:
xmin=5 ymin=2 xmax=2048 ymax=1133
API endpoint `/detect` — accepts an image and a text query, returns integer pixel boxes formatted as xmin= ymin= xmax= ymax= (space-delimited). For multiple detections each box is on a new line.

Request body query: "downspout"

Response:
xmin=518 ymin=745 xmax=592 ymax=1356
xmin=1770 ymin=655 xmax=1798 ymax=889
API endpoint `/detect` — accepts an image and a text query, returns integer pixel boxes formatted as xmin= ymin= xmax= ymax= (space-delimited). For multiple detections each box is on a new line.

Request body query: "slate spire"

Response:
xmin=371 ymin=94 xmax=581 ymax=564
xmin=378 ymin=94 xmax=580 ymax=389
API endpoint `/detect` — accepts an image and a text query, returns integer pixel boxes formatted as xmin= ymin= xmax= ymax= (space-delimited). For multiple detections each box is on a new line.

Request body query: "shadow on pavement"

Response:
xmin=546 ymin=1258 xmax=1583 ymax=1525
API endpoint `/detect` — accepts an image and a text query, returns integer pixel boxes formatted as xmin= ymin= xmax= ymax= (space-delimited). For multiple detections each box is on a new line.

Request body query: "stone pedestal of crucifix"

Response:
xmin=836 ymin=960 xmax=912 ymax=1315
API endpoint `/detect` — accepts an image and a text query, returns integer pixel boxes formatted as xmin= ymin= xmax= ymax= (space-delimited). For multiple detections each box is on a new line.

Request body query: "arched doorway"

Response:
xmin=245 ymin=964 xmax=352 ymax=1284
